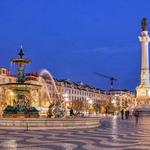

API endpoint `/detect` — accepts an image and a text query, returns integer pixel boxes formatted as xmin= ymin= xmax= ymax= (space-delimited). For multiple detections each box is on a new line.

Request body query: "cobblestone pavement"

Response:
xmin=0 ymin=116 xmax=150 ymax=150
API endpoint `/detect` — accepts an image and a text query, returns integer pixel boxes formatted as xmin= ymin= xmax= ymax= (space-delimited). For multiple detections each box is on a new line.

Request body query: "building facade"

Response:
xmin=110 ymin=89 xmax=136 ymax=112
xmin=0 ymin=67 xmax=136 ymax=116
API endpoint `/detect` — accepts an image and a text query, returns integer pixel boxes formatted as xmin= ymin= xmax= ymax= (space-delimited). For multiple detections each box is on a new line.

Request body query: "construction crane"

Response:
xmin=94 ymin=72 xmax=117 ymax=90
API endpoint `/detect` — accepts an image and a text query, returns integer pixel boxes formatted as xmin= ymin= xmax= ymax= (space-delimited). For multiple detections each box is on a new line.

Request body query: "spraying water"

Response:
xmin=39 ymin=69 xmax=60 ymax=102
xmin=38 ymin=76 xmax=52 ymax=103
xmin=39 ymin=69 xmax=65 ymax=118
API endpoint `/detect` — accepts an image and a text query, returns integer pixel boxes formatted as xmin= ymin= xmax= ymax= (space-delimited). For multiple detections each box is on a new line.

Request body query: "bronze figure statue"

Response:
xmin=141 ymin=17 xmax=148 ymax=31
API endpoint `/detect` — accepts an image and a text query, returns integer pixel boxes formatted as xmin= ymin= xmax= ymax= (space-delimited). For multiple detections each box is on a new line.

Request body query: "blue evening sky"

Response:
xmin=0 ymin=0 xmax=149 ymax=91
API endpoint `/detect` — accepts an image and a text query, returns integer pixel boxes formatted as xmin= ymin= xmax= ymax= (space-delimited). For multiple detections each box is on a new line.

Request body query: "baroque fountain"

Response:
xmin=1 ymin=47 xmax=64 ymax=118
xmin=2 ymin=47 xmax=41 ymax=118
xmin=39 ymin=69 xmax=64 ymax=118
xmin=0 ymin=47 xmax=100 ymax=130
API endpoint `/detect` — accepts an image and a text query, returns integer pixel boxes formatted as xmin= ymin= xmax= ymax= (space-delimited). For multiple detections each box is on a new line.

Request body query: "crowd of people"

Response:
xmin=67 ymin=107 xmax=140 ymax=123
xmin=69 ymin=108 xmax=84 ymax=117
xmin=120 ymin=109 xmax=130 ymax=120
xmin=120 ymin=108 xmax=140 ymax=123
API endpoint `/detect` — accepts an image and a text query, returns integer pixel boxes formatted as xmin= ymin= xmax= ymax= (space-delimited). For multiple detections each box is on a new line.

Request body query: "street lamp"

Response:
xmin=85 ymin=97 xmax=93 ymax=115
xmin=10 ymin=91 xmax=14 ymax=96
xmin=10 ymin=91 xmax=14 ymax=106
xmin=62 ymin=93 xmax=69 ymax=109
xmin=88 ymin=99 xmax=93 ymax=104
xmin=63 ymin=93 xmax=69 ymax=101
xmin=111 ymin=99 xmax=116 ymax=105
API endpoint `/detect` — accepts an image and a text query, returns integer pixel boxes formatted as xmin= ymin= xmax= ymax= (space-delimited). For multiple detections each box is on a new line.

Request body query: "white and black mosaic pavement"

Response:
xmin=0 ymin=116 xmax=150 ymax=150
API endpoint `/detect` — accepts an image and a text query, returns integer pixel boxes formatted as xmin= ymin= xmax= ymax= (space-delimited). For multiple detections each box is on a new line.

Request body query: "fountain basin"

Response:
xmin=0 ymin=82 xmax=41 ymax=90
xmin=135 ymin=105 xmax=150 ymax=116
xmin=0 ymin=117 xmax=100 ymax=130
xmin=3 ymin=113 xmax=39 ymax=118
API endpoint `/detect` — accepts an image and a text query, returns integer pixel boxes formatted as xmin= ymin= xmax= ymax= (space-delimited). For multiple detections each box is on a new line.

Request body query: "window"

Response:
xmin=9 ymin=78 xmax=12 ymax=83
xmin=3 ymin=78 xmax=5 ymax=83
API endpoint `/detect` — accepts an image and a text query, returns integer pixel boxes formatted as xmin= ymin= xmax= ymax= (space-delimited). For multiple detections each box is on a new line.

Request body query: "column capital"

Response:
xmin=138 ymin=35 xmax=150 ymax=42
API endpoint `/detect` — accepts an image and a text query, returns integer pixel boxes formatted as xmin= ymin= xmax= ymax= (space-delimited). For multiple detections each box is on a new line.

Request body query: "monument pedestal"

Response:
xmin=136 ymin=85 xmax=150 ymax=115
xmin=136 ymin=85 xmax=150 ymax=114
xmin=136 ymin=84 xmax=150 ymax=105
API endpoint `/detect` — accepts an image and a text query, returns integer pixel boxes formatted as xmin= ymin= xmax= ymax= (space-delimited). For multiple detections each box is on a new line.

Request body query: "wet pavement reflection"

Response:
xmin=0 ymin=116 xmax=150 ymax=150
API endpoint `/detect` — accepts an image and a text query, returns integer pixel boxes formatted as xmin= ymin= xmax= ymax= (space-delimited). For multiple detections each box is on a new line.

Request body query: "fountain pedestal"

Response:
xmin=2 ymin=47 xmax=41 ymax=118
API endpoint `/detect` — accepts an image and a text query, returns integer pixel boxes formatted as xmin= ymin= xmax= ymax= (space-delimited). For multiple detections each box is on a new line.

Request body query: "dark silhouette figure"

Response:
xmin=70 ymin=109 xmax=74 ymax=116
xmin=121 ymin=109 xmax=124 ymax=120
xmin=134 ymin=111 xmax=140 ymax=124
xmin=105 ymin=107 xmax=108 ymax=114
xmin=141 ymin=17 xmax=148 ymax=31
xmin=125 ymin=110 xmax=130 ymax=119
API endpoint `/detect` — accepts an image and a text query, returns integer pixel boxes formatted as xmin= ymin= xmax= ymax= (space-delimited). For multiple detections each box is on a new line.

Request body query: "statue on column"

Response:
xmin=141 ymin=17 xmax=148 ymax=31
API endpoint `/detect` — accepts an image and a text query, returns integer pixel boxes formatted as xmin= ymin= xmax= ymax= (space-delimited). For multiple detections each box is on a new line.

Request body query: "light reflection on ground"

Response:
xmin=0 ymin=116 xmax=150 ymax=150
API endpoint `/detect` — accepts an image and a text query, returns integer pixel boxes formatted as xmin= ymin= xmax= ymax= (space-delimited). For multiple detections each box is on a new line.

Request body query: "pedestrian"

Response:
xmin=70 ymin=108 xmax=74 ymax=116
xmin=121 ymin=109 xmax=124 ymax=120
xmin=127 ymin=110 xmax=130 ymax=118
xmin=134 ymin=110 xmax=139 ymax=124
xmin=125 ymin=110 xmax=129 ymax=119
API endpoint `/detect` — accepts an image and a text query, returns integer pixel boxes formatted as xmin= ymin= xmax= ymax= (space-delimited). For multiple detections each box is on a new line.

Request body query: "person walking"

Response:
xmin=121 ymin=109 xmax=124 ymax=120
xmin=134 ymin=110 xmax=139 ymax=124
xmin=70 ymin=108 xmax=74 ymax=116
xmin=125 ymin=110 xmax=130 ymax=119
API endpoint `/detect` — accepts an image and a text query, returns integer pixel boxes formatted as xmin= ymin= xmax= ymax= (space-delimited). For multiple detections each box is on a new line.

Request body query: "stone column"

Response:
xmin=139 ymin=30 xmax=150 ymax=85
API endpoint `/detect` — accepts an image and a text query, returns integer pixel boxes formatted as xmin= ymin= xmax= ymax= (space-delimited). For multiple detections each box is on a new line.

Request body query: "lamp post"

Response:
xmin=10 ymin=91 xmax=14 ymax=106
xmin=86 ymin=97 xmax=89 ymax=115
xmin=88 ymin=99 xmax=93 ymax=104
xmin=111 ymin=97 xmax=117 ymax=115
xmin=88 ymin=99 xmax=93 ymax=116
xmin=63 ymin=93 xmax=69 ymax=104
xmin=62 ymin=93 xmax=70 ymax=116
xmin=86 ymin=97 xmax=93 ymax=116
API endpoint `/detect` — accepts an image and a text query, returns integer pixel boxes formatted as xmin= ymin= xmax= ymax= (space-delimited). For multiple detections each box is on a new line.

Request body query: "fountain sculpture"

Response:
xmin=2 ymin=47 xmax=41 ymax=118
xmin=39 ymin=69 xmax=64 ymax=118
xmin=0 ymin=47 xmax=100 ymax=129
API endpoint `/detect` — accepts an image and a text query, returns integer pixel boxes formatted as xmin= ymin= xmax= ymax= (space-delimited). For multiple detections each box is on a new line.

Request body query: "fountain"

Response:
xmin=1 ymin=47 xmax=41 ymax=118
xmin=0 ymin=47 xmax=100 ymax=129
xmin=40 ymin=69 xmax=59 ymax=96
xmin=39 ymin=69 xmax=64 ymax=118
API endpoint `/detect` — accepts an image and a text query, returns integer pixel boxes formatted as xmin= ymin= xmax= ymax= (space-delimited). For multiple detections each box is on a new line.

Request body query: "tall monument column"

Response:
xmin=140 ymin=18 xmax=150 ymax=86
xmin=136 ymin=18 xmax=150 ymax=104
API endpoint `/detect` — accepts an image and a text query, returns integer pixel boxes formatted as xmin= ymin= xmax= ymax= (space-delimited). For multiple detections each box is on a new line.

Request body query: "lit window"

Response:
xmin=9 ymin=78 xmax=12 ymax=83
